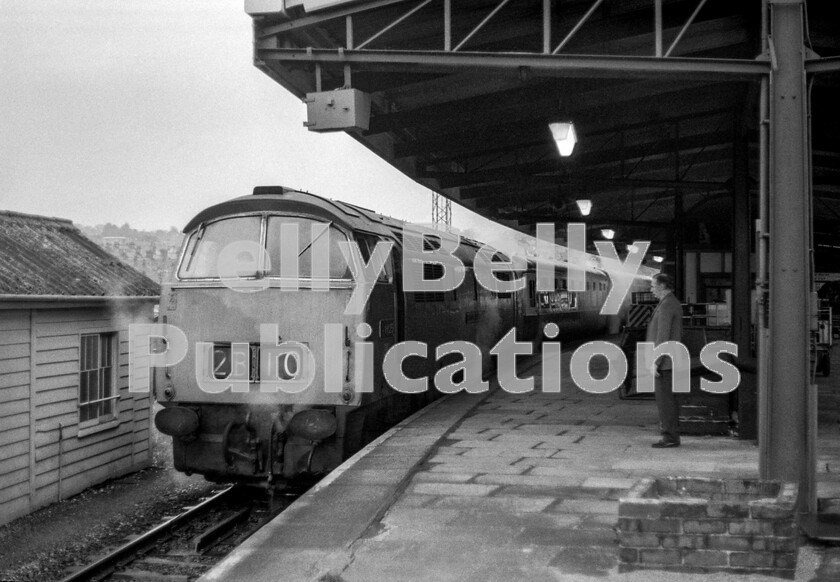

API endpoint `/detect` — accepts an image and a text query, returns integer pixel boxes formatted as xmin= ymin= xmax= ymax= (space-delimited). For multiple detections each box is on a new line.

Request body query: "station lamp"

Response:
xmin=600 ymin=228 xmax=615 ymax=240
xmin=549 ymin=122 xmax=577 ymax=157
xmin=575 ymin=199 xmax=592 ymax=216
xmin=653 ymin=255 xmax=664 ymax=263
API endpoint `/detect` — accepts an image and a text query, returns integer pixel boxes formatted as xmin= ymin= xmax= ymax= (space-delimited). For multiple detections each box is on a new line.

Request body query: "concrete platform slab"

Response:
xmin=200 ymin=341 xmax=840 ymax=582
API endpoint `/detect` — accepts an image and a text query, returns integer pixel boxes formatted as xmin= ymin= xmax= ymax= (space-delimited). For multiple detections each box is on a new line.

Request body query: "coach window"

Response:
xmin=265 ymin=217 xmax=350 ymax=280
xmin=178 ymin=216 xmax=262 ymax=279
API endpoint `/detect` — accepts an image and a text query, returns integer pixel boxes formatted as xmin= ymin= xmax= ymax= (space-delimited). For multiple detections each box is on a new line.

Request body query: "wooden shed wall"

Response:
xmin=0 ymin=310 xmax=32 ymax=526
xmin=0 ymin=303 xmax=154 ymax=526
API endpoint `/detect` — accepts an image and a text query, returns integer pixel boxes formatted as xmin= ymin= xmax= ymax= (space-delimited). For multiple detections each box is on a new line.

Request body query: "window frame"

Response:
xmin=177 ymin=213 xmax=266 ymax=280
xmin=175 ymin=212 xmax=356 ymax=287
xmin=78 ymin=331 xmax=119 ymax=432
xmin=352 ymin=231 xmax=393 ymax=284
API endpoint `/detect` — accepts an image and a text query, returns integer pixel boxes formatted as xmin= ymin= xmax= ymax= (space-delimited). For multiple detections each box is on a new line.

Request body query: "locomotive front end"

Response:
xmin=153 ymin=191 xmax=380 ymax=487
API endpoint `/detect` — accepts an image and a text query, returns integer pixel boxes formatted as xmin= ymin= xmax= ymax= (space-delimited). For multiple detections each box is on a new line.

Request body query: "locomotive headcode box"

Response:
xmin=304 ymin=89 xmax=371 ymax=132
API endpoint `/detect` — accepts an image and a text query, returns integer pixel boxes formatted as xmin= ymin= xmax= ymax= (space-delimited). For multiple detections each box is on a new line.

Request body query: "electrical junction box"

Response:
xmin=304 ymin=89 xmax=371 ymax=132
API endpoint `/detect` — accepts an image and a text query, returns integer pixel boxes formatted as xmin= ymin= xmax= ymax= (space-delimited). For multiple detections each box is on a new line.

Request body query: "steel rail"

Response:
xmin=193 ymin=506 xmax=252 ymax=553
xmin=58 ymin=486 xmax=236 ymax=582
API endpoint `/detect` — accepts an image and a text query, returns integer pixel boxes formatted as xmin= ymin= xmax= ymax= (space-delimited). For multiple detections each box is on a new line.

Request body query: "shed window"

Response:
xmin=79 ymin=333 xmax=118 ymax=423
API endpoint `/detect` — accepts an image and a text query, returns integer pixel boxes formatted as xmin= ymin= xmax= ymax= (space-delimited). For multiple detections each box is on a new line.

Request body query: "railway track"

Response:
xmin=58 ymin=485 xmax=301 ymax=582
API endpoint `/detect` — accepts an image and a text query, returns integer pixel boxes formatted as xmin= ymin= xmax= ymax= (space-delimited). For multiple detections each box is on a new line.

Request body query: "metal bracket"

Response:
xmin=767 ymin=35 xmax=779 ymax=71
xmin=804 ymin=48 xmax=821 ymax=60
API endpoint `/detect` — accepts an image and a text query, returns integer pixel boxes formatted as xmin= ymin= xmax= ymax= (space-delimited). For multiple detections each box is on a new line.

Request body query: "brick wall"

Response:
xmin=617 ymin=477 xmax=798 ymax=577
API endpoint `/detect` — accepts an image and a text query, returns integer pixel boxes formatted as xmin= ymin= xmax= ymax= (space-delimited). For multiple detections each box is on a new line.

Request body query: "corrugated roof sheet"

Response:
xmin=0 ymin=210 xmax=160 ymax=297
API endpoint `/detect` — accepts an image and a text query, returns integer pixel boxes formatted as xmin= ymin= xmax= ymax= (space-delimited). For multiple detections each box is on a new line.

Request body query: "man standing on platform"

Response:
xmin=647 ymin=273 xmax=683 ymax=448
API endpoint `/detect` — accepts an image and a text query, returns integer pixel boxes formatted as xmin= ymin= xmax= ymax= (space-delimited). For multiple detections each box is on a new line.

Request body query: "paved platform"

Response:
xmin=200 ymin=339 xmax=840 ymax=582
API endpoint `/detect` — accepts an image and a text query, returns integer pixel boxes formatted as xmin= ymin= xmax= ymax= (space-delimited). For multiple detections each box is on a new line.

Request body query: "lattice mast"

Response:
xmin=432 ymin=193 xmax=451 ymax=231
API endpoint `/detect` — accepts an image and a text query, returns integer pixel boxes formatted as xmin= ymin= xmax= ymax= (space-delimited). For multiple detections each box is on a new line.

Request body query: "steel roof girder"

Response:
xmin=256 ymin=47 xmax=771 ymax=79
xmin=806 ymin=55 xmax=840 ymax=75
xmin=256 ymin=0 xmax=411 ymax=37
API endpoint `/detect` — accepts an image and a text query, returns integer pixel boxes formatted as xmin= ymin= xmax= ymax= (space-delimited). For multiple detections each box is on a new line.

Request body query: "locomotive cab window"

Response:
xmin=265 ymin=217 xmax=350 ymax=280
xmin=178 ymin=216 xmax=262 ymax=279
xmin=356 ymin=233 xmax=392 ymax=283
xmin=177 ymin=215 xmax=353 ymax=281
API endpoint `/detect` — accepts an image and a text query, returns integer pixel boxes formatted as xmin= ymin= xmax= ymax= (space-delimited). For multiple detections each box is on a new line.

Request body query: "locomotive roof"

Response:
xmin=182 ymin=187 xmax=495 ymax=267
xmin=182 ymin=188 xmax=385 ymax=234
xmin=182 ymin=187 xmax=640 ymax=277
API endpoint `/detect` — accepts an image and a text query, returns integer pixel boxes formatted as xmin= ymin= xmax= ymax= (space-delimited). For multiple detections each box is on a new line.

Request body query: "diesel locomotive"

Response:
xmin=152 ymin=186 xmax=635 ymax=488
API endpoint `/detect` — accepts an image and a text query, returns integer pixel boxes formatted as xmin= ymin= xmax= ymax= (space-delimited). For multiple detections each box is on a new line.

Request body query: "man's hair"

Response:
xmin=653 ymin=273 xmax=675 ymax=291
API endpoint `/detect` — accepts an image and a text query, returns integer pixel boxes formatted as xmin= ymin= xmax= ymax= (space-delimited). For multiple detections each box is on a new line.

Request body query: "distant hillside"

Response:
xmin=78 ymin=223 xmax=184 ymax=285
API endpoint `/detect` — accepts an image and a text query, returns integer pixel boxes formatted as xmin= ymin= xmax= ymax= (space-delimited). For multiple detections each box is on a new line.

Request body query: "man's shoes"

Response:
xmin=651 ymin=440 xmax=680 ymax=448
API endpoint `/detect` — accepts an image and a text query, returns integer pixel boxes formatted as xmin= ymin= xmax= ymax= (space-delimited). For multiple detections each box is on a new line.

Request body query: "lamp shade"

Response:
xmin=549 ymin=122 xmax=577 ymax=157
xmin=576 ymin=199 xmax=592 ymax=216
xmin=600 ymin=228 xmax=615 ymax=240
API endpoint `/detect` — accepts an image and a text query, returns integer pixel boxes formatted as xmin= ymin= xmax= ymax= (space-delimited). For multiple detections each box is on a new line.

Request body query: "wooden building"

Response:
xmin=0 ymin=211 xmax=159 ymax=526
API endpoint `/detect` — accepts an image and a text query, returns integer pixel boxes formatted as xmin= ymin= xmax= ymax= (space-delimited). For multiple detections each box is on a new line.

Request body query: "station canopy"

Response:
xmin=246 ymin=0 xmax=840 ymax=264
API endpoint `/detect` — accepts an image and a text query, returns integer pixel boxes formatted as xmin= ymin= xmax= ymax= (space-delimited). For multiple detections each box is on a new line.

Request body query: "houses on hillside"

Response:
xmin=82 ymin=226 xmax=183 ymax=285
xmin=0 ymin=210 xmax=159 ymax=526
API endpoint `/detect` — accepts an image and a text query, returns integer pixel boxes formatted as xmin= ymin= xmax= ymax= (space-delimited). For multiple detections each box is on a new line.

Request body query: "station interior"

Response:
xmin=242 ymin=0 xmax=840 ymax=524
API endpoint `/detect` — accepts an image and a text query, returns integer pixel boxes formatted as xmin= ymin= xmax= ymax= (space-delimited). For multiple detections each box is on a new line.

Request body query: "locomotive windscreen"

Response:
xmin=177 ymin=214 xmax=353 ymax=281
xmin=265 ymin=216 xmax=351 ymax=280
xmin=178 ymin=216 xmax=262 ymax=279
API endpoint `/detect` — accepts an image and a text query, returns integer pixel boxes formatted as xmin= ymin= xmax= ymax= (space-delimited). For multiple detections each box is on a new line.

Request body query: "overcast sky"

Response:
xmin=0 ymin=0 xmax=512 ymax=241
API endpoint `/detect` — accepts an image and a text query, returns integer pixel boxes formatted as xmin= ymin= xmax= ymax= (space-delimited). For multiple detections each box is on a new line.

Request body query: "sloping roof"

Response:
xmin=0 ymin=210 xmax=159 ymax=297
